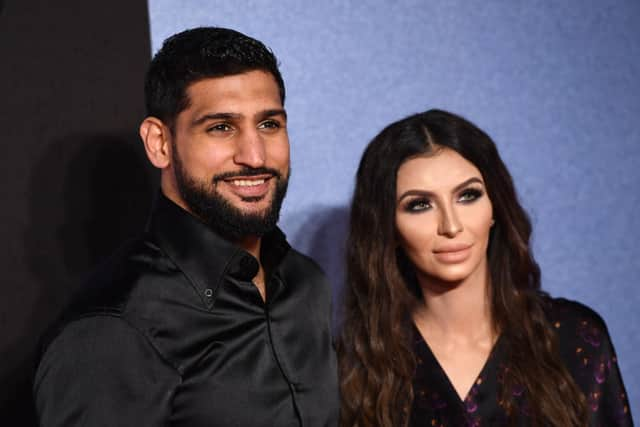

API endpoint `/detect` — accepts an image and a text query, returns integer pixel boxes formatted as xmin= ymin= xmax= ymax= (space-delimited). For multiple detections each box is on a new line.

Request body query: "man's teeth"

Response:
xmin=232 ymin=179 xmax=265 ymax=187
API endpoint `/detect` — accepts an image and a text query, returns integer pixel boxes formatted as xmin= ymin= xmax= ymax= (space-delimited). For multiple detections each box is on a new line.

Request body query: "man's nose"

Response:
xmin=437 ymin=205 xmax=463 ymax=237
xmin=233 ymin=129 xmax=266 ymax=168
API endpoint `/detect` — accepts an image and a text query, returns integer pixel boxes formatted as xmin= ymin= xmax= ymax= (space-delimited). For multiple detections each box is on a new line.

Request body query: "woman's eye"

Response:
xmin=405 ymin=199 xmax=432 ymax=212
xmin=458 ymin=188 xmax=483 ymax=203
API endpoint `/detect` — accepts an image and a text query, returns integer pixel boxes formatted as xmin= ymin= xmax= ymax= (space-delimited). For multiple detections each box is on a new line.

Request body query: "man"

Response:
xmin=34 ymin=27 xmax=339 ymax=426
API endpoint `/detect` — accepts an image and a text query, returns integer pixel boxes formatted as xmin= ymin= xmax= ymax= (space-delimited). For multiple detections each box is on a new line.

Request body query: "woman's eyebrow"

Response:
xmin=452 ymin=177 xmax=484 ymax=192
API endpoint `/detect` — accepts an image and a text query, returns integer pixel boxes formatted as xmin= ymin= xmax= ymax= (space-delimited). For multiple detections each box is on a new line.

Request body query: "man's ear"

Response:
xmin=139 ymin=117 xmax=172 ymax=169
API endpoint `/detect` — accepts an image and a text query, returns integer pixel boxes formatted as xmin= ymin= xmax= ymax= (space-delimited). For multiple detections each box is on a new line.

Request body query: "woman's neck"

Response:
xmin=415 ymin=261 xmax=494 ymax=343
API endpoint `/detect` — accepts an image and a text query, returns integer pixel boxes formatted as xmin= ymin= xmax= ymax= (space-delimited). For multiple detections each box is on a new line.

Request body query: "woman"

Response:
xmin=338 ymin=109 xmax=632 ymax=426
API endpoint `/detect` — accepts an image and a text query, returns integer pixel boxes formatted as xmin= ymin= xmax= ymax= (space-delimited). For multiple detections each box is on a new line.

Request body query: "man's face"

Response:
xmin=169 ymin=70 xmax=290 ymax=241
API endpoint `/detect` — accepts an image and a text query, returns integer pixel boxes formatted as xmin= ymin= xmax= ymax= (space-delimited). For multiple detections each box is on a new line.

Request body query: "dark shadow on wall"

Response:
xmin=295 ymin=206 xmax=350 ymax=331
xmin=5 ymin=133 xmax=157 ymax=425
xmin=0 ymin=1 xmax=152 ymax=424
xmin=25 ymin=133 xmax=157 ymax=308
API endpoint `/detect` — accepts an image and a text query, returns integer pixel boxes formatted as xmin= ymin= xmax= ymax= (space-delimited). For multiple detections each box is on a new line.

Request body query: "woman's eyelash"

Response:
xmin=404 ymin=198 xmax=432 ymax=212
xmin=401 ymin=188 xmax=484 ymax=212
xmin=458 ymin=188 xmax=483 ymax=202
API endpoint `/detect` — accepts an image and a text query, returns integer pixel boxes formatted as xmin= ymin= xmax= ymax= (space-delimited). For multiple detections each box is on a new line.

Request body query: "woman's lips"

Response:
xmin=433 ymin=243 xmax=472 ymax=263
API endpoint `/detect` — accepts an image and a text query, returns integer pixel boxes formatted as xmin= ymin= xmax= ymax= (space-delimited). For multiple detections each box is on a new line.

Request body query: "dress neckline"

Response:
xmin=411 ymin=321 xmax=503 ymax=403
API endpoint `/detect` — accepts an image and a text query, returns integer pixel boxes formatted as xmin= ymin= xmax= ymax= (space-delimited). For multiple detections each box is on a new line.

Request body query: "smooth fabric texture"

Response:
xmin=34 ymin=193 xmax=339 ymax=427
xmin=410 ymin=297 xmax=632 ymax=426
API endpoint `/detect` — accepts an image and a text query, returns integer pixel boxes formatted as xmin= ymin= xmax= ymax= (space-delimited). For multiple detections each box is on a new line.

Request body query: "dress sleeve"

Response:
xmin=551 ymin=298 xmax=633 ymax=426
xmin=33 ymin=316 xmax=180 ymax=427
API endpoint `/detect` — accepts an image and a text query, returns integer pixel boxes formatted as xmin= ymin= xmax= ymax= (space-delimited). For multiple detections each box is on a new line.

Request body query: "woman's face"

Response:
xmin=395 ymin=147 xmax=493 ymax=286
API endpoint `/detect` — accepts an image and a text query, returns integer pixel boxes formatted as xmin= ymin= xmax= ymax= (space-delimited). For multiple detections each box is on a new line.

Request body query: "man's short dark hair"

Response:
xmin=144 ymin=27 xmax=285 ymax=128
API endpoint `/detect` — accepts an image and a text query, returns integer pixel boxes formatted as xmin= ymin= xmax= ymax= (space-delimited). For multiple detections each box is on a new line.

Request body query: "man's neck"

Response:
xmin=236 ymin=235 xmax=266 ymax=301
xmin=235 ymin=235 xmax=261 ymax=260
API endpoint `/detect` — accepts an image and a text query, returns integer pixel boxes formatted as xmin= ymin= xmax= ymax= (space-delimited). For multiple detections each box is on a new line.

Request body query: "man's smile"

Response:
xmin=231 ymin=178 xmax=266 ymax=187
xmin=222 ymin=174 xmax=274 ymax=199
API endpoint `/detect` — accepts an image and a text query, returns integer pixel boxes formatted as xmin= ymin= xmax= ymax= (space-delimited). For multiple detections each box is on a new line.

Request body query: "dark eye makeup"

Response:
xmin=400 ymin=186 xmax=484 ymax=213
xmin=403 ymin=197 xmax=432 ymax=213
xmin=458 ymin=187 xmax=484 ymax=203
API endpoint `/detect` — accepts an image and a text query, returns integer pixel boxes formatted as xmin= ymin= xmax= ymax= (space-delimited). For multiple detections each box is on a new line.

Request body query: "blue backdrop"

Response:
xmin=149 ymin=0 xmax=640 ymax=416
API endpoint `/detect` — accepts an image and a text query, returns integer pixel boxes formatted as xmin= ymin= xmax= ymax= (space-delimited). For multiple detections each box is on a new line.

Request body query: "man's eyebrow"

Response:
xmin=397 ymin=177 xmax=484 ymax=202
xmin=191 ymin=112 xmax=240 ymax=127
xmin=259 ymin=108 xmax=287 ymax=120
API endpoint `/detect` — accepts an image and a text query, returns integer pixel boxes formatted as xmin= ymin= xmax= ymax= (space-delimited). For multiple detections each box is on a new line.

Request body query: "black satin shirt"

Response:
xmin=34 ymin=194 xmax=339 ymax=426
xmin=410 ymin=297 xmax=633 ymax=426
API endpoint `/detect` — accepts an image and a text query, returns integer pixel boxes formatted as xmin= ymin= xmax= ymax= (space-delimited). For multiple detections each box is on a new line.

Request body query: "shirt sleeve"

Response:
xmin=581 ymin=316 xmax=633 ymax=426
xmin=34 ymin=315 xmax=181 ymax=427
xmin=552 ymin=298 xmax=634 ymax=426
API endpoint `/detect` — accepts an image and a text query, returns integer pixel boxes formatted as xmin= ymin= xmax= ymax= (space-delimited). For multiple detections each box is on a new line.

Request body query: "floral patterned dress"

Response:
xmin=410 ymin=297 xmax=633 ymax=426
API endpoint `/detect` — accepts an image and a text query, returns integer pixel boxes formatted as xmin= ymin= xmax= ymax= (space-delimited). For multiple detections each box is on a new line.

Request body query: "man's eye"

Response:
xmin=258 ymin=120 xmax=281 ymax=130
xmin=207 ymin=123 xmax=232 ymax=132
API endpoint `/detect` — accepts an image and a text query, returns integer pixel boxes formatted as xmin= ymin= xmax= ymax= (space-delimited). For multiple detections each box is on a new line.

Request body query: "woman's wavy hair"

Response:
xmin=337 ymin=109 xmax=587 ymax=426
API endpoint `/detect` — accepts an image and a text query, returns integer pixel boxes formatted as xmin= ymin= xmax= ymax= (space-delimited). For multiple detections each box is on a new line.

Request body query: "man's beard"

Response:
xmin=172 ymin=151 xmax=289 ymax=242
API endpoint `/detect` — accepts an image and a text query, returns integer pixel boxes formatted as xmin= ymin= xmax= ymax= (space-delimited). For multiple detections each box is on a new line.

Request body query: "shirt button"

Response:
xmin=204 ymin=288 xmax=213 ymax=298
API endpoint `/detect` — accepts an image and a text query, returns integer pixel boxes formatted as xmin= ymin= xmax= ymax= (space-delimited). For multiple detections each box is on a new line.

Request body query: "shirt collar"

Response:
xmin=145 ymin=192 xmax=290 ymax=309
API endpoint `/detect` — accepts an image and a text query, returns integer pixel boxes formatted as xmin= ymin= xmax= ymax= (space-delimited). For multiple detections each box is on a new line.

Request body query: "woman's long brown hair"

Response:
xmin=337 ymin=109 xmax=587 ymax=426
